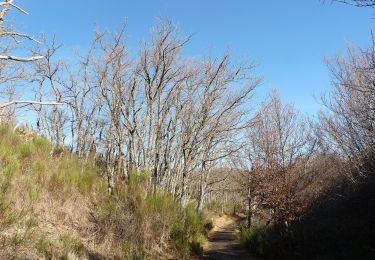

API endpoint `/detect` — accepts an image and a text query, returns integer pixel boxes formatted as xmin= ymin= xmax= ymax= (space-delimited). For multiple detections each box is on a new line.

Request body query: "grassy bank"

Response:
xmin=0 ymin=125 xmax=211 ymax=259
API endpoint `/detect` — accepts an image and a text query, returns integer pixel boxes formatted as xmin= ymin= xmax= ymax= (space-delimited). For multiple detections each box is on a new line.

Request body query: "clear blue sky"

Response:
xmin=14 ymin=0 xmax=374 ymax=116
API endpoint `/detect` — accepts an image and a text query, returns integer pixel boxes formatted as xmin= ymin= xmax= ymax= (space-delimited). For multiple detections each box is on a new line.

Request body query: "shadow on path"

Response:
xmin=203 ymin=215 xmax=255 ymax=260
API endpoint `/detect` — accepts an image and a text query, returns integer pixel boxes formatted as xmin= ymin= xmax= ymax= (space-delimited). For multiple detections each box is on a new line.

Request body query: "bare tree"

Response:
xmin=136 ymin=21 xmax=189 ymax=191
xmin=320 ymin=42 xmax=375 ymax=182
xmin=0 ymin=1 xmax=62 ymax=123
xmin=0 ymin=1 xmax=43 ymax=62
xmin=192 ymin=55 xmax=259 ymax=212
xmin=58 ymin=20 xmax=260 ymax=204
xmin=2 ymin=16 xmax=260 ymax=205
xmin=236 ymin=91 xmax=317 ymax=229
xmin=59 ymin=32 xmax=106 ymax=158
xmin=31 ymin=35 xmax=68 ymax=148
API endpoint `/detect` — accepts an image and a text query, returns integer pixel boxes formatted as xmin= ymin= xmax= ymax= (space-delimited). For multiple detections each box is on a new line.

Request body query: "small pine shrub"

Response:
xmin=170 ymin=203 xmax=209 ymax=257
xmin=17 ymin=142 xmax=35 ymax=159
xmin=0 ymin=146 xmax=14 ymax=165
xmin=184 ymin=203 xmax=206 ymax=241
xmin=1 ymin=161 xmax=18 ymax=195
xmin=4 ymin=161 xmax=20 ymax=176
xmin=32 ymin=161 xmax=47 ymax=173
xmin=27 ymin=182 xmax=39 ymax=201
xmin=51 ymin=157 xmax=97 ymax=194
xmin=96 ymin=197 xmax=113 ymax=220
xmin=128 ymin=169 xmax=149 ymax=185
xmin=170 ymin=227 xmax=190 ymax=257
xmin=52 ymin=146 xmax=64 ymax=156
xmin=32 ymin=135 xmax=51 ymax=155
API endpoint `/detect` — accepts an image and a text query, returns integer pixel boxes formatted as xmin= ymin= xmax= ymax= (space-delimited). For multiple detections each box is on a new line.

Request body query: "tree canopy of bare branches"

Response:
xmin=232 ymin=91 xmax=317 ymax=227
xmin=0 ymin=1 xmax=63 ymax=124
xmin=0 ymin=0 xmax=43 ymax=62
xmin=24 ymin=21 xmax=260 ymax=207
xmin=332 ymin=0 xmax=375 ymax=7
xmin=320 ymin=42 xmax=375 ymax=181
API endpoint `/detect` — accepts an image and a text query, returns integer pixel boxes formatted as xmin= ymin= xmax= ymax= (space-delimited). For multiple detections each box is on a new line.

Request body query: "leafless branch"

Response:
xmin=0 ymin=100 xmax=63 ymax=109
xmin=0 ymin=55 xmax=44 ymax=62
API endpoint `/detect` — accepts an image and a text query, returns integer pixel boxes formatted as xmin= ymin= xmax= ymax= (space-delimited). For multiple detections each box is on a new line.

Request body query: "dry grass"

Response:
xmin=0 ymin=124 xmax=210 ymax=259
xmin=0 ymin=124 xmax=117 ymax=258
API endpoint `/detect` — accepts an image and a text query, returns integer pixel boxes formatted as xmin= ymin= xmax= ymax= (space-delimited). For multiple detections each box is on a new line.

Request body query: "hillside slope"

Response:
xmin=0 ymin=125 xmax=210 ymax=259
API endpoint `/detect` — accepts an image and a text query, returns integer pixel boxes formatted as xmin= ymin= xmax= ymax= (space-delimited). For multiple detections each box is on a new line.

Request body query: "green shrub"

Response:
xmin=0 ymin=146 xmax=14 ymax=165
xmin=170 ymin=227 xmax=190 ymax=257
xmin=128 ymin=170 xmax=150 ymax=185
xmin=32 ymin=135 xmax=51 ymax=154
xmin=144 ymin=191 xmax=178 ymax=226
xmin=92 ymin=175 xmax=210 ymax=259
xmin=17 ymin=142 xmax=35 ymax=159
xmin=94 ymin=196 xmax=116 ymax=224
xmin=1 ymin=162 xmax=18 ymax=195
xmin=4 ymin=161 xmax=20 ymax=175
xmin=190 ymin=240 xmax=204 ymax=256
xmin=32 ymin=161 xmax=48 ymax=175
xmin=52 ymin=146 xmax=64 ymax=156
xmin=145 ymin=191 xmax=176 ymax=214
xmin=239 ymin=224 xmax=269 ymax=257
xmin=184 ymin=203 xmax=206 ymax=241
xmin=27 ymin=182 xmax=39 ymax=201
xmin=52 ymin=157 xmax=97 ymax=193
xmin=170 ymin=203 xmax=209 ymax=257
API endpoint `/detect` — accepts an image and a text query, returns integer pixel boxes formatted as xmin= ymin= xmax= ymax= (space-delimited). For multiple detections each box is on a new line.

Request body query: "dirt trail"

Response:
xmin=203 ymin=215 xmax=254 ymax=260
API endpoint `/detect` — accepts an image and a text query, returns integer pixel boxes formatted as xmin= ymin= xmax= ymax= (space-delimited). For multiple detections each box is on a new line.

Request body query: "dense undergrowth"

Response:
xmin=239 ymin=175 xmax=375 ymax=260
xmin=0 ymin=124 xmax=211 ymax=259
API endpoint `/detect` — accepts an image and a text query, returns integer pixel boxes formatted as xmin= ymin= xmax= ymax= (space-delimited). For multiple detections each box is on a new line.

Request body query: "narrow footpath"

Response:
xmin=203 ymin=215 xmax=255 ymax=260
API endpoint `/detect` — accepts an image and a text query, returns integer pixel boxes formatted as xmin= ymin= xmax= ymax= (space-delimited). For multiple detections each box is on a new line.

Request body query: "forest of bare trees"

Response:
xmin=1 ymin=1 xmax=374 ymax=259
xmin=1 ymin=0 xmax=374 ymax=215
xmin=1 ymin=1 xmax=262 ymax=211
